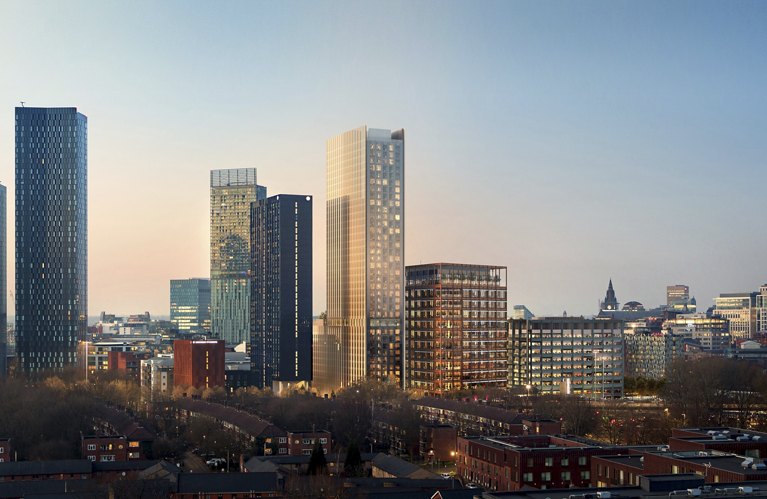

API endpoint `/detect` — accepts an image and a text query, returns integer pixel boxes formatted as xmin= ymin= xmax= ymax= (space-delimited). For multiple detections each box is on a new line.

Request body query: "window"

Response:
xmin=129 ymin=441 xmax=139 ymax=448
xmin=100 ymin=455 xmax=115 ymax=462
xmin=278 ymin=437 xmax=287 ymax=444
xmin=541 ymin=472 xmax=551 ymax=481
xmin=561 ymin=457 xmax=569 ymax=466
xmin=302 ymin=438 xmax=311 ymax=445
xmin=87 ymin=444 xmax=96 ymax=451
xmin=526 ymin=457 xmax=533 ymax=467
xmin=561 ymin=471 xmax=571 ymax=481
xmin=522 ymin=472 xmax=533 ymax=482
xmin=581 ymin=471 xmax=590 ymax=480
xmin=544 ymin=457 xmax=553 ymax=467
xmin=87 ymin=456 xmax=95 ymax=462
xmin=279 ymin=448 xmax=287 ymax=455
xmin=302 ymin=449 xmax=312 ymax=456
xmin=578 ymin=456 xmax=587 ymax=466
xmin=0 ymin=447 xmax=4 ymax=453
xmin=319 ymin=438 xmax=327 ymax=444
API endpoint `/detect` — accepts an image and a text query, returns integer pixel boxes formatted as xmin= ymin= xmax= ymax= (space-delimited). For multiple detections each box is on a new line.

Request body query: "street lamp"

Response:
xmin=525 ymin=384 xmax=532 ymax=398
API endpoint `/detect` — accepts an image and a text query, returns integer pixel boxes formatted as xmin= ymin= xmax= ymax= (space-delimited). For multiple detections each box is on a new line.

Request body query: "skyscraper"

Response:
xmin=210 ymin=168 xmax=266 ymax=345
xmin=250 ymin=194 xmax=312 ymax=388
xmin=323 ymin=126 xmax=404 ymax=391
xmin=15 ymin=107 xmax=87 ymax=373
xmin=0 ymin=184 xmax=6 ymax=378
xmin=170 ymin=278 xmax=211 ymax=334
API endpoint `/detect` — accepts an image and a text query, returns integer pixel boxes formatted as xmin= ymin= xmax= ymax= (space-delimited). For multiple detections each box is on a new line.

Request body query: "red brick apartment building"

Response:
xmin=81 ymin=435 xmax=148 ymax=462
xmin=0 ymin=440 xmax=11 ymax=463
xmin=173 ymin=339 xmax=225 ymax=389
xmin=457 ymin=435 xmax=628 ymax=491
xmin=285 ymin=430 xmax=331 ymax=456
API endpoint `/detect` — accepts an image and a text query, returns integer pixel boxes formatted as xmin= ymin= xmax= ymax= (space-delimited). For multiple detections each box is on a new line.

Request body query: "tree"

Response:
xmin=344 ymin=441 xmax=363 ymax=477
xmin=307 ymin=441 xmax=327 ymax=475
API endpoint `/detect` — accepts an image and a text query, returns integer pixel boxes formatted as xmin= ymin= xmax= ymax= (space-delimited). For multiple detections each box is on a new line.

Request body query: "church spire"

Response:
xmin=602 ymin=279 xmax=619 ymax=311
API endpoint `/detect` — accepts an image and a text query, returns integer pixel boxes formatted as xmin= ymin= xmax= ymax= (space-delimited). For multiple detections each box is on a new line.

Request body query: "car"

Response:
xmin=466 ymin=483 xmax=479 ymax=489
xmin=440 ymin=472 xmax=451 ymax=479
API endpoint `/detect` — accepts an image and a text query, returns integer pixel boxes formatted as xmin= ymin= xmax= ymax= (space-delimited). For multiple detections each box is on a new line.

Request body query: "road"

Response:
xmin=182 ymin=451 xmax=210 ymax=473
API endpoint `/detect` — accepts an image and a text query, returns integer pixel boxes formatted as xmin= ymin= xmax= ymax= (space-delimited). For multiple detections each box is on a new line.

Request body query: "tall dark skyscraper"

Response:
xmin=0 ymin=183 xmax=6 ymax=378
xmin=15 ymin=107 xmax=87 ymax=374
xmin=251 ymin=194 xmax=312 ymax=389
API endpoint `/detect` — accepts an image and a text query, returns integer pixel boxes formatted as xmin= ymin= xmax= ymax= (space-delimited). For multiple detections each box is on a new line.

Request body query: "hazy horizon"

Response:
xmin=1 ymin=1 xmax=765 ymax=318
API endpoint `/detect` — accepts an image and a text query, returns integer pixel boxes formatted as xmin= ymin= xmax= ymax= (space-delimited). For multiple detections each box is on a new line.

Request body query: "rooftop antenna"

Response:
xmin=20 ymin=101 xmax=25 ymax=107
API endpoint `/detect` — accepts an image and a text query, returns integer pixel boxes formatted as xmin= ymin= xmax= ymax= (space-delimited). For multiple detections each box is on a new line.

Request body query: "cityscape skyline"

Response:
xmin=0 ymin=1 xmax=765 ymax=318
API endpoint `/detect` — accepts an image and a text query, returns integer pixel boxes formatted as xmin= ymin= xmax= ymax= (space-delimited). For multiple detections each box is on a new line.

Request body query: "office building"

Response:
xmin=170 ymin=278 xmax=211 ymax=334
xmin=140 ymin=355 xmax=174 ymax=393
xmin=663 ymin=313 xmax=730 ymax=350
xmin=250 ymin=194 xmax=312 ymax=388
xmin=666 ymin=284 xmax=696 ymax=312
xmin=511 ymin=305 xmax=534 ymax=320
xmin=173 ymin=339 xmax=225 ymax=390
xmin=0 ymin=184 xmax=5 ymax=378
xmin=15 ymin=107 xmax=87 ymax=373
xmin=405 ymin=263 xmax=507 ymax=394
xmin=210 ymin=168 xmax=266 ymax=345
xmin=324 ymin=126 xmax=404 ymax=390
xmin=312 ymin=316 xmax=341 ymax=395
xmin=509 ymin=317 xmax=624 ymax=399
xmin=757 ymin=285 xmax=767 ymax=336
xmin=624 ymin=329 xmax=685 ymax=380
xmin=712 ymin=292 xmax=757 ymax=339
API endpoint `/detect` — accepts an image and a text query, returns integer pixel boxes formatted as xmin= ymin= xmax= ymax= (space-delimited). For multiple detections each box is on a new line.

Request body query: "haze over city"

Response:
xmin=1 ymin=1 xmax=764 ymax=318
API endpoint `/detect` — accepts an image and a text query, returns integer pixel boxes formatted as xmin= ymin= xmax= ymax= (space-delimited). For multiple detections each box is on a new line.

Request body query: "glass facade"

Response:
xmin=509 ymin=318 xmax=624 ymax=399
xmin=0 ymin=184 xmax=5 ymax=378
xmin=712 ymin=292 xmax=758 ymax=339
xmin=210 ymin=168 xmax=266 ymax=345
xmin=250 ymin=194 xmax=312 ymax=388
xmin=170 ymin=278 xmax=211 ymax=334
xmin=15 ymin=107 xmax=88 ymax=373
xmin=324 ymin=126 xmax=404 ymax=391
xmin=405 ymin=263 xmax=508 ymax=394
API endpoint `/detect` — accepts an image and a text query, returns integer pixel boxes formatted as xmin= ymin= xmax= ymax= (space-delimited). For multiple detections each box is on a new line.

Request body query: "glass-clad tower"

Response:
xmin=323 ymin=126 xmax=404 ymax=391
xmin=251 ymin=194 xmax=312 ymax=388
xmin=170 ymin=278 xmax=211 ymax=334
xmin=210 ymin=168 xmax=266 ymax=345
xmin=0 ymin=184 xmax=6 ymax=378
xmin=15 ymin=107 xmax=87 ymax=374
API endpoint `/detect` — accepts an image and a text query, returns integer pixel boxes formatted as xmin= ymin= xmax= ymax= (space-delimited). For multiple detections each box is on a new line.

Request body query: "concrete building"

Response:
xmin=624 ymin=329 xmax=685 ymax=380
xmin=713 ymin=292 xmax=758 ymax=339
xmin=755 ymin=285 xmax=767 ymax=336
xmin=663 ymin=313 xmax=730 ymax=350
xmin=405 ymin=263 xmax=508 ymax=394
xmin=15 ymin=107 xmax=87 ymax=374
xmin=210 ymin=168 xmax=266 ymax=345
xmin=140 ymin=355 xmax=174 ymax=393
xmin=667 ymin=284 xmax=696 ymax=313
xmin=324 ymin=126 xmax=405 ymax=390
xmin=511 ymin=305 xmax=534 ymax=320
xmin=170 ymin=278 xmax=211 ymax=334
xmin=173 ymin=340 xmax=225 ymax=390
xmin=509 ymin=317 xmax=624 ymax=399
xmin=250 ymin=194 xmax=312 ymax=389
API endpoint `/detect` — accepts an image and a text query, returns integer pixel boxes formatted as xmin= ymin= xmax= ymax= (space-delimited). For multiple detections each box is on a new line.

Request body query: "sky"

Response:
xmin=0 ymin=0 xmax=765 ymax=318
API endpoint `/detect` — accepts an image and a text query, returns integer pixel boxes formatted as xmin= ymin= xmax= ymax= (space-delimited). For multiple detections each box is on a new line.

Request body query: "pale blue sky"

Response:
xmin=0 ymin=1 xmax=765 ymax=316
